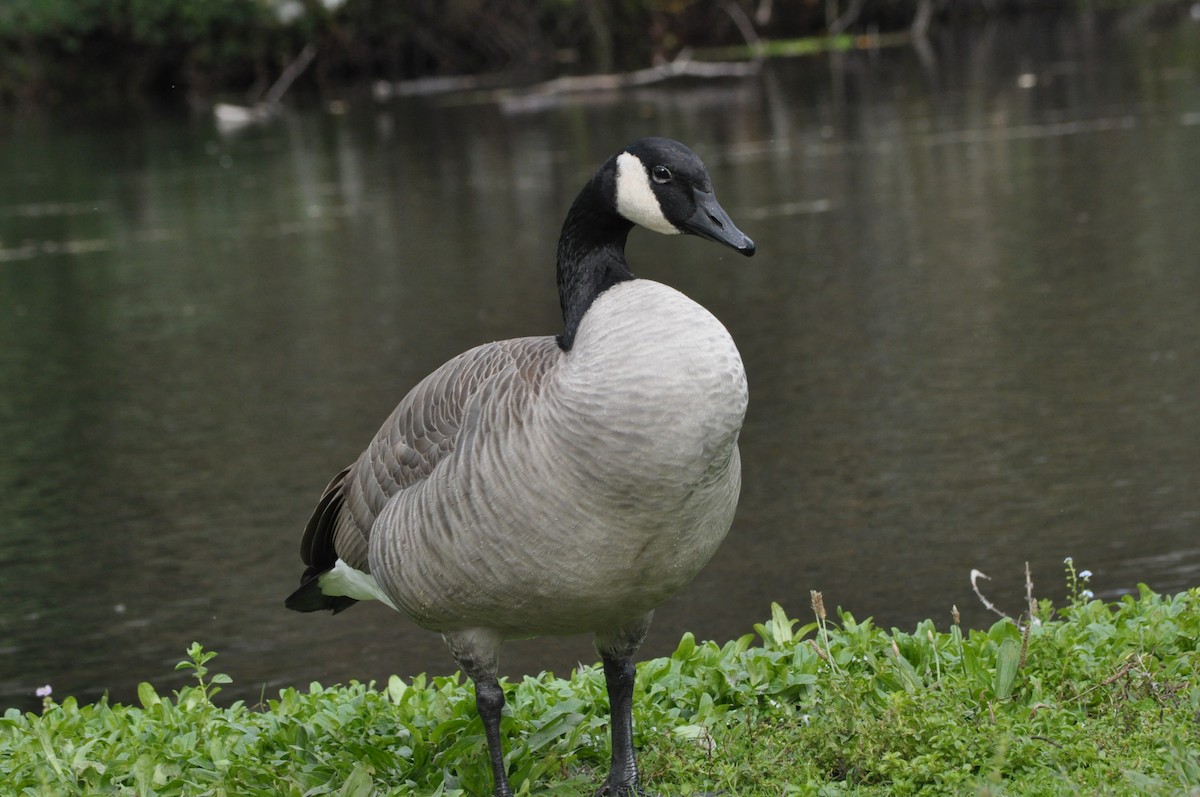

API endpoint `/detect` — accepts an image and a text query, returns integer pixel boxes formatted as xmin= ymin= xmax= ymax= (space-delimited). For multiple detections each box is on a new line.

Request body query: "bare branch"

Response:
xmin=720 ymin=0 xmax=765 ymax=60
xmin=830 ymin=0 xmax=868 ymax=36
xmin=263 ymin=44 xmax=317 ymax=107
xmin=970 ymin=569 xmax=1011 ymax=620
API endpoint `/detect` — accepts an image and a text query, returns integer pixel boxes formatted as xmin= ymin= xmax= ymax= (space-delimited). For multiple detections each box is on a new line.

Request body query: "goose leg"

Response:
xmin=443 ymin=629 xmax=513 ymax=797
xmin=599 ymin=654 xmax=641 ymax=796
xmin=595 ymin=614 xmax=652 ymax=797
xmin=475 ymin=676 xmax=514 ymax=797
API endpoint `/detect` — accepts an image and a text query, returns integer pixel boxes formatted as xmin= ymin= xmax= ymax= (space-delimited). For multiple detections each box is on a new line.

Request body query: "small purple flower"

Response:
xmin=35 ymin=685 xmax=52 ymax=699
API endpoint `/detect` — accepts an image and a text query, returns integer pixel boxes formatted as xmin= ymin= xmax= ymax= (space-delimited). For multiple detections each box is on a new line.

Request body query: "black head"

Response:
xmin=607 ymin=137 xmax=755 ymax=256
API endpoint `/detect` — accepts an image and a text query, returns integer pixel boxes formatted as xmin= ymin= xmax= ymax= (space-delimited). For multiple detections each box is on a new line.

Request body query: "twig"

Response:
xmin=1024 ymin=562 xmax=1036 ymax=618
xmin=1018 ymin=561 xmax=1036 ymax=667
xmin=1018 ymin=610 xmax=1033 ymax=669
xmin=1030 ymin=735 xmax=1064 ymax=748
xmin=214 ymin=44 xmax=316 ymax=129
xmin=262 ymin=43 xmax=317 ymax=107
xmin=719 ymin=0 xmax=765 ymax=60
xmin=829 ymin=0 xmax=868 ymax=36
xmin=1070 ymin=655 xmax=1140 ymax=704
xmin=970 ymin=569 xmax=1011 ymax=620
xmin=912 ymin=0 xmax=934 ymax=38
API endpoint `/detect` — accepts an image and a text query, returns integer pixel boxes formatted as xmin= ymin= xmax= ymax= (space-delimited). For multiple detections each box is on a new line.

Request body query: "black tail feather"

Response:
xmin=289 ymin=466 xmax=359 ymax=614
xmin=299 ymin=466 xmax=352 ymax=569
xmin=285 ymin=572 xmax=359 ymax=614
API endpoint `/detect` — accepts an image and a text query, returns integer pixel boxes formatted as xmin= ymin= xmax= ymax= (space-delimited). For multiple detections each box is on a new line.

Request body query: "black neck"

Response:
xmin=555 ymin=173 xmax=635 ymax=351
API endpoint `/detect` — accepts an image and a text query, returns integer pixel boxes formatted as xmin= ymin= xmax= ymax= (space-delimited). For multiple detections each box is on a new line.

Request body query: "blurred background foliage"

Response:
xmin=0 ymin=0 xmax=1187 ymax=106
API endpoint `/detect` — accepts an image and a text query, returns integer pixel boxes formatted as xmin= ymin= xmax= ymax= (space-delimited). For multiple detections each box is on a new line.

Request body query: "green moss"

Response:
xmin=2 ymin=585 xmax=1198 ymax=795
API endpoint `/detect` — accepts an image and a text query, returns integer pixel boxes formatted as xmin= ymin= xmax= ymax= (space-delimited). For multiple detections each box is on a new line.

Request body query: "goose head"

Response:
xmin=556 ymin=137 xmax=754 ymax=350
xmin=612 ymin=137 xmax=756 ymax=256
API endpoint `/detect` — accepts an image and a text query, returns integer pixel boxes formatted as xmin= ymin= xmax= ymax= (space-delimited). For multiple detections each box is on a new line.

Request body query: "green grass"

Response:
xmin=3 ymin=575 xmax=1198 ymax=796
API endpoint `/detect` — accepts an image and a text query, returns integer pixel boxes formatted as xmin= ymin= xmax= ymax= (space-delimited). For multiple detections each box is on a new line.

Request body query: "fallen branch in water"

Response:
xmin=371 ymin=54 xmax=758 ymax=109
xmin=532 ymin=54 xmax=759 ymax=93
xmin=213 ymin=44 xmax=317 ymax=130
xmin=493 ymin=53 xmax=760 ymax=112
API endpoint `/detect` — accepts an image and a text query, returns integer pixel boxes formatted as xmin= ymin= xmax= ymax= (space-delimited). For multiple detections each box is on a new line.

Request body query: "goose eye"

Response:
xmin=651 ymin=165 xmax=672 ymax=184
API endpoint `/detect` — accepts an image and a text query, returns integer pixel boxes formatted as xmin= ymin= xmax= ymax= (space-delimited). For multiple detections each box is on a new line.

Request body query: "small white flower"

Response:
xmin=1081 ymin=590 xmax=1094 ymax=599
xmin=1079 ymin=570 xmax=1093 ymax=580
xmin=35 ymin=685 xmax=52 ymax=698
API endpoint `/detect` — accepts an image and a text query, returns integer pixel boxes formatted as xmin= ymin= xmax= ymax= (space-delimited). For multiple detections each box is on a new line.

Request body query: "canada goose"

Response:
xmin=286 ymin=137 xmax=755 ymax=796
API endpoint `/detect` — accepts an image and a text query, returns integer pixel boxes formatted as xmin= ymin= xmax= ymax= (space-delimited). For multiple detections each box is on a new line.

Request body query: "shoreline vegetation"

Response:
xmin=0 ymin=0 xmax=1193 ymax=109
xmin=3 ymin=565 xmax=1198 ymax=795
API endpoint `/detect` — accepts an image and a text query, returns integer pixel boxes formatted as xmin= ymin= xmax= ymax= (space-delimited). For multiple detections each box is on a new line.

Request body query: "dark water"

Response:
xmin=2 ymin=14 xmax=1199 ymax=712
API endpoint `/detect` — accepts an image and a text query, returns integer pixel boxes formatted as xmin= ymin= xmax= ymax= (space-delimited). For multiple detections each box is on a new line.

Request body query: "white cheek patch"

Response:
xmin=615 ymin=152 xmax=681 ymax=235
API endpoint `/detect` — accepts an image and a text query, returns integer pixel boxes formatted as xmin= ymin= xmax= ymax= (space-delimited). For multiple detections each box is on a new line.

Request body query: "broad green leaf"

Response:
xmin=337 ymin=761 xmax=375 ymax=797
xmin=137 ymin=682 xmax=161 ymax=708
xmin=994 ymin=638 xmax=1021 ymax=701
xmin=673 ymin=632 xmax=696 ymax=660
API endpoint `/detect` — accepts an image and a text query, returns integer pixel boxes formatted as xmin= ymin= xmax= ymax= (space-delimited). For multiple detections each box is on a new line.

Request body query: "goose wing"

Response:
xmin=287 ymin=336 xmax=560 ymax=612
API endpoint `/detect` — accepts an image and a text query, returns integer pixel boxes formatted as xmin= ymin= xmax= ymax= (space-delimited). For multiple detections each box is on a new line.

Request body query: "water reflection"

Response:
xmin=1 ymin=13 xmax=1198 ymax=713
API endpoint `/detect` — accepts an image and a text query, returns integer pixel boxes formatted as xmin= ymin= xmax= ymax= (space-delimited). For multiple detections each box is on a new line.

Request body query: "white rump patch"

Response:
xmin=614 ymin=151 xmax=680 ymax=235
xmin=320 ymin=559 xmax=399 ymax=611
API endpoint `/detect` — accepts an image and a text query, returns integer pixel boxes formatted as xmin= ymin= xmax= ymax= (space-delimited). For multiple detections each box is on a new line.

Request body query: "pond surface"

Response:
xmin=2 ymin=13 xmax=1199 ymax=712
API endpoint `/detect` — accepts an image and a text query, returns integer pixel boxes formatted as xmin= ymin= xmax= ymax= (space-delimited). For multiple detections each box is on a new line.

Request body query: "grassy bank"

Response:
xmin=3 ymin=575 xmax=1198 ymax=795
